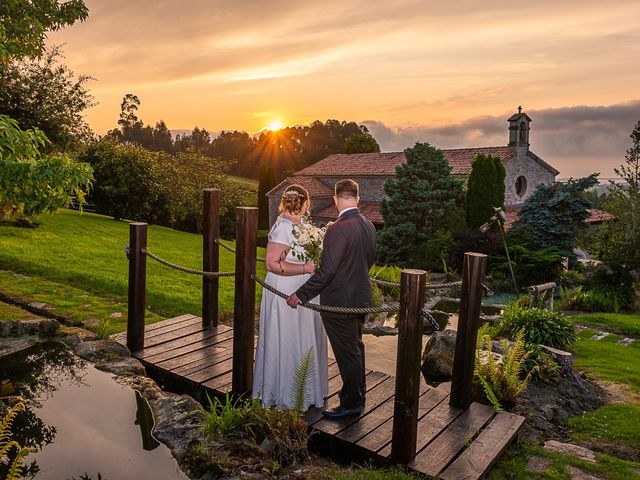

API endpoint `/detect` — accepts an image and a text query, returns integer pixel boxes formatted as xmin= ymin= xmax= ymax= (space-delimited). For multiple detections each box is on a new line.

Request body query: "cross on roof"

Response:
xmin=518 ymin=105 xmax=522 ymax=114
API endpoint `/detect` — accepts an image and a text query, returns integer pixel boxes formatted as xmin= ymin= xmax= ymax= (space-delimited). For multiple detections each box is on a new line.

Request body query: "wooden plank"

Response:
xmin=145 ymin=314 xmax=199 ymax=333
xmin=410 ymin=402 xmax=495 ymax=476
xmin=203 ymin=369 xmax=233 ymax=390
xmin=142 ymin=319 xmax=213 ymax=348
xmin=144 ymin=316 xmax=202 ymax=340
xmin=187 ymin=357 xmax=233 ymax=383
xmin=171 ymin=347 xmax=234 ymax=376
xmin=440 ymin=412 xmax=525 ymax=480
xmin=148 ymin=336 xmax=233 ymax=370
xmin=337 ymin=383 xmax=430 ymax=444
xmin=312 ymin=376 xmax=397 ymax=436
xmin=357 ymin=385 xmax=449 ymax=454
xmin=115 ymin=316 xmax=202 ymax=346
xmin=138 ymin=328 xmax=234 ymax=363
xmin=170 ymin=345 xmax=234 ymax=376
xmin=303 ymin=370 xmax=387 ymax=425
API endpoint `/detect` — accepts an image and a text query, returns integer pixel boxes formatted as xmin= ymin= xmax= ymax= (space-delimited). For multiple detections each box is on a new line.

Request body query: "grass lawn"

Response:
xmin=0 ymin=209 xmax=265 ymax=320
xmin=488 ymin=442 xmax=640 ymax=480
xmin=569 ymin=404 xmax=640 ymax=451
xmin=0 ymin=300 xmax=40 ymax=321
xmin=0 ymin=270 xmax=163 ymax=334
xmin=573 ymin=328 xmax=640 ymax=392
xmin=568 ymin=312 xmax=640 ymax=337
xmin=229 ymin=175 xmax=258 ymax=192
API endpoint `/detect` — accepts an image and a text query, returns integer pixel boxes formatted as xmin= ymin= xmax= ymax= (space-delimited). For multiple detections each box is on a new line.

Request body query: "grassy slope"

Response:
xmin=568 ymin=312 xmax=640 ymax=337
xmin=573 ymin=328 xmax=640 ymax=392
xmin=0 ymin=300 xmax=40 ymax=321
xmin=229 ymin=175 xmax=258 ymax=192
xmin=0 ymin=210 xmax=265 ymax=319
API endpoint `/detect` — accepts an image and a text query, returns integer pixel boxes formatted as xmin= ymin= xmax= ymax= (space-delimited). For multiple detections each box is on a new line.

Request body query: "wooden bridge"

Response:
xmin=121 ymin=189 xmax=524 ymax=479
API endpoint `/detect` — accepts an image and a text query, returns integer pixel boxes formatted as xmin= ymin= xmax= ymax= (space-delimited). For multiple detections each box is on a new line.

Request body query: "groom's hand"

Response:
xmin=287 ymin=293 xmax=300 ymax=309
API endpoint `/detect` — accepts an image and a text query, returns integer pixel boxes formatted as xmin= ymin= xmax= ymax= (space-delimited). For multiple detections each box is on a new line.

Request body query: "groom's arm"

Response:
xmin=295 ymin=225 xmax=348 ymax=304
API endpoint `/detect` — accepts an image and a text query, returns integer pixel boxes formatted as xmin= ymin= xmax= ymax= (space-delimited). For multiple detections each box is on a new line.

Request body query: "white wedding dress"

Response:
xmin=252 ymin=217 xmax=329 ymax=411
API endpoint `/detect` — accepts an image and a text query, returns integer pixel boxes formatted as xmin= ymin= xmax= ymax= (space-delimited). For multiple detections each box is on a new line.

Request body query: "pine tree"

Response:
xmin=465 ymin=154 xmax=506 ymax=229
xmin=512 ymin=174 xmax=599 ymax=255
xmin=377 ymin=142 xmax=465 ymax=269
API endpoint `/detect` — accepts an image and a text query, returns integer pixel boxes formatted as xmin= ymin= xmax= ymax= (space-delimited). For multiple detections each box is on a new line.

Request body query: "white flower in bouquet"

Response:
xmin=291 ymin=218 xmax=328 ymax=269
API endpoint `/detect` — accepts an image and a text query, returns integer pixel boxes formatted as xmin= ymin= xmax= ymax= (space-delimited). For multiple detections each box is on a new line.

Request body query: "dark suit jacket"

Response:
xmin=296 ymin=208 xmax=377 ymax=319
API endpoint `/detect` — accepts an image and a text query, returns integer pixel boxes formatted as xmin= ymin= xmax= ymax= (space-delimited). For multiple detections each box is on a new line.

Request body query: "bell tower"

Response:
xmin=508 ymin=106 xmax=532 ymax=150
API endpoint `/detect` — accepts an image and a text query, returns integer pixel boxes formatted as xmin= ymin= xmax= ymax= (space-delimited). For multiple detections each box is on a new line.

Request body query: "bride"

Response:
xmin=252 ymin=185 xmax=329 ymax=411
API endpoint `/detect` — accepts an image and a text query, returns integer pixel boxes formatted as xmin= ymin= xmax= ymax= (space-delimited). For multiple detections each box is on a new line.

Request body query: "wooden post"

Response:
xmin=127 ymin=222 xmax=147 ymax=352
xmin=232 ymin=206 xmax=258 ymax=395
xmin=450 ymin=252 xmax=487 ymax=409
xmin=202 ymin=188 xmax=220 ymax=328
xmin=391 ymin=269 xmax=427 ymax=464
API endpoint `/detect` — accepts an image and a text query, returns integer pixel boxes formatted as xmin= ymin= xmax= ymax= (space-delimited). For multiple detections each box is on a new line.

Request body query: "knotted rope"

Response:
xmin=251 ymin=274 xmax=399 ymax=315
xmin=141 ymin=248 xmax=236 ymax=278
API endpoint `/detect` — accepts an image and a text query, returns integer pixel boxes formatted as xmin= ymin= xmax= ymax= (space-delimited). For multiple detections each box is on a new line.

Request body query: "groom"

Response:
xmin=287 ymin=179 xmax=376 ymax=418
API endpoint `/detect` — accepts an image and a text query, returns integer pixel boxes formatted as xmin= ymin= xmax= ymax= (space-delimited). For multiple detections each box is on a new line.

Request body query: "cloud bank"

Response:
xmin=363 ymin=101 xmax=640 ymax=178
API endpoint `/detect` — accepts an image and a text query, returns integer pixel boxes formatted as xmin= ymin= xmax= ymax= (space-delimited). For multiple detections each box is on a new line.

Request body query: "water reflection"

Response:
xmin=0 ymin=341 xmax=188 ymax=480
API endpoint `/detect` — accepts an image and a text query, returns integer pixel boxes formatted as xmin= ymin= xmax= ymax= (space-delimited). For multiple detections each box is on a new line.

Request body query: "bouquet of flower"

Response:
xmin=291 ymin=218 xmax=330 ymax=269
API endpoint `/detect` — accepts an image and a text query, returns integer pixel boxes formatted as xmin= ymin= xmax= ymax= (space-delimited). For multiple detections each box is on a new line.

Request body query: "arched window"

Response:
xmin=515 ymin=176 xmax=527 ymax=197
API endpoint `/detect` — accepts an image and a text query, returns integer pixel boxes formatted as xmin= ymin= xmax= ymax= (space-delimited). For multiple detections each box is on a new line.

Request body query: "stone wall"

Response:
xmin=504 ymin=149 xmax=556 ymax=206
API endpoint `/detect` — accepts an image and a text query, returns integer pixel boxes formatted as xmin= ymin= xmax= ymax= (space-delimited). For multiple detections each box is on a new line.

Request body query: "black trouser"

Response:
xmin=321 ymin=314 xmax=366 ymax=408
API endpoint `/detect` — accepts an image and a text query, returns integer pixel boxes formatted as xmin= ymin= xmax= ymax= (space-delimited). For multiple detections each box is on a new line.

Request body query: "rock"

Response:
xmin=480 ymin=314 xmax=502 ymax=324
xmin=73 ymin=339 xmax=131 ymax=363
xmin=37 ymin=319 xmax=60 ymax=336
xmin=82 ymin=318 xmax=102 ymax=328
xmin=565 ymin=465 xmax=604 ymax=480
xmin=543 ymin=441 xmax=597 ymax=463
xmin=421 ymin=329 xmax=456 ymax=380
xmin=96 ymin=357 xmax=146 ymax=376
xmin=526 ymin=456 xmax=553 ymax=472
xmin=110 ymin=312 xmax=123 ymax=318
xmin=618 ymin=337 xmax=636 ymax=346
xmin=0 ymin=337 xmax=37 ymax=358
xmin=13 ymin=273 xmax=29 ymax=279
xmin=590 ymin=332 xmax=609 ymax=341
xmin=28 ymin=302 xmax=52 ymax=310
xmin=59 ymin=325 xmax=97 ymax=341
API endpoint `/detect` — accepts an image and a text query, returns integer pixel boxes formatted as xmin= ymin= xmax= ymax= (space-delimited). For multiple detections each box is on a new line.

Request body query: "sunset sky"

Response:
xmin=49 ymin=0 xmax=640 ymax=177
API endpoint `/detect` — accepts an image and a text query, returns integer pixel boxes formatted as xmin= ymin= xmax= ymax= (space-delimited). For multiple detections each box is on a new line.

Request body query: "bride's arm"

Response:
xmin=265 ymin=241 xmax=313 ymax=276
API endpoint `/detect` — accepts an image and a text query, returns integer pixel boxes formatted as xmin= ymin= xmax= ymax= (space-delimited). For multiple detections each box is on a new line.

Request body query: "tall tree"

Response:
xmin=0 ymin=47 xmax=95 ymax=152
xmin=511 ymin=174 xmax=599 ymax=255
xmin=597 ymin=120 xmax=640 ymax=268
xmin=0 ymin=0 xmax=88 ymax=61
xmin=377 ymin=142 xmax=465 ymax=269
xmin=343 ymin=132 xmax=380 ymax=154
xmin=465 ymin=154 xmax=506 ymax=229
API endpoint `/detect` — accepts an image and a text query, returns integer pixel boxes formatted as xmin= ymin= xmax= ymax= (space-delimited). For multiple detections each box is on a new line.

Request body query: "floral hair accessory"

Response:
xmin=285 ymin=190 xmax=299 ymax=196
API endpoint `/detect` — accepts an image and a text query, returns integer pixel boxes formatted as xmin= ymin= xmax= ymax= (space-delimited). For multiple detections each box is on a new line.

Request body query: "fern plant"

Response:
xmin=474 ymin=330 xmax=536 ymax=411
xmin=1 ymin=402 xmax=32 ymax=480
xmin=291 ymin=347 xmax=315 ymax=415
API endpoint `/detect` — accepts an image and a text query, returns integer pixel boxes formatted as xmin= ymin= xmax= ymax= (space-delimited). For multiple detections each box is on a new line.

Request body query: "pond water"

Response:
xmin=0 ymin=341 xmax=189 ymax=480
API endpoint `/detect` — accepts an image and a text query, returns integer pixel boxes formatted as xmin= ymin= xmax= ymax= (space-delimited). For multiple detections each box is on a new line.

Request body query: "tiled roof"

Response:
xmin=295 ymin=152 xmax=406 ymax=177
xmin=503 ymin=206 xmax=614 ymax=229
xmin=267 ymin=176 xmax=334 ymax=197
xmin=292 ymin=146 xmax=558 ymax=177
xmin=585 ymin=208 xmax=615 ymax=223
xmin=314 ymin=201 xmax=384 ymax=225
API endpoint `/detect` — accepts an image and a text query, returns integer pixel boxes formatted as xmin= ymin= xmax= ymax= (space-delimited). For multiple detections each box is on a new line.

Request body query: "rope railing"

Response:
xmin=141 ymin=248 xmax=236 ymax=278
xmin=252 ymin=274 xmax=400 ymax=315
xmin=216 ymin=238 xmax=266 ymax=263
xmin=370 ymin=277 xmax=463 ymax=290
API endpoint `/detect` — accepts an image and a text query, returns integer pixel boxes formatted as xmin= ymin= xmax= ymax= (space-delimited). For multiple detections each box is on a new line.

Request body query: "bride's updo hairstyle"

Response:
xmin=278 ymin=185 xmax=310 ymax=215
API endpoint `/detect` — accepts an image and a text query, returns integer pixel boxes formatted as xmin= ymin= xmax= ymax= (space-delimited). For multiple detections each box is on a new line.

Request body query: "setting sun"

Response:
xmin=268 ymin=120 xmax=284 ymax=131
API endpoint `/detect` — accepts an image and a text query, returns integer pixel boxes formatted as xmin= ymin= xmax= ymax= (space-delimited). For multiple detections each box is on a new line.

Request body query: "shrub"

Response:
xmin=474 ymin=330 xmax=534 ymax=411
xmin=491 ymin=243 xmax=563 ymax=290
xmin=559 ymin=286 xmax=622 ymax=313
xmin=369 ymin=264 xmax=402 ymax=299
xmin=497 ymin=301 xmax=576 ymax=350
xmin=523 ymin=343 xmax=561 ymax=384
xmin=0 ymin=402 xmax=32 ymax=480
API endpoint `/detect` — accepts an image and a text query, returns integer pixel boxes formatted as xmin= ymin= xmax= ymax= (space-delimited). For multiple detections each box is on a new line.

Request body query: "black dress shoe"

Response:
xmin=322 ymin=405 xmax=362 ymax=418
